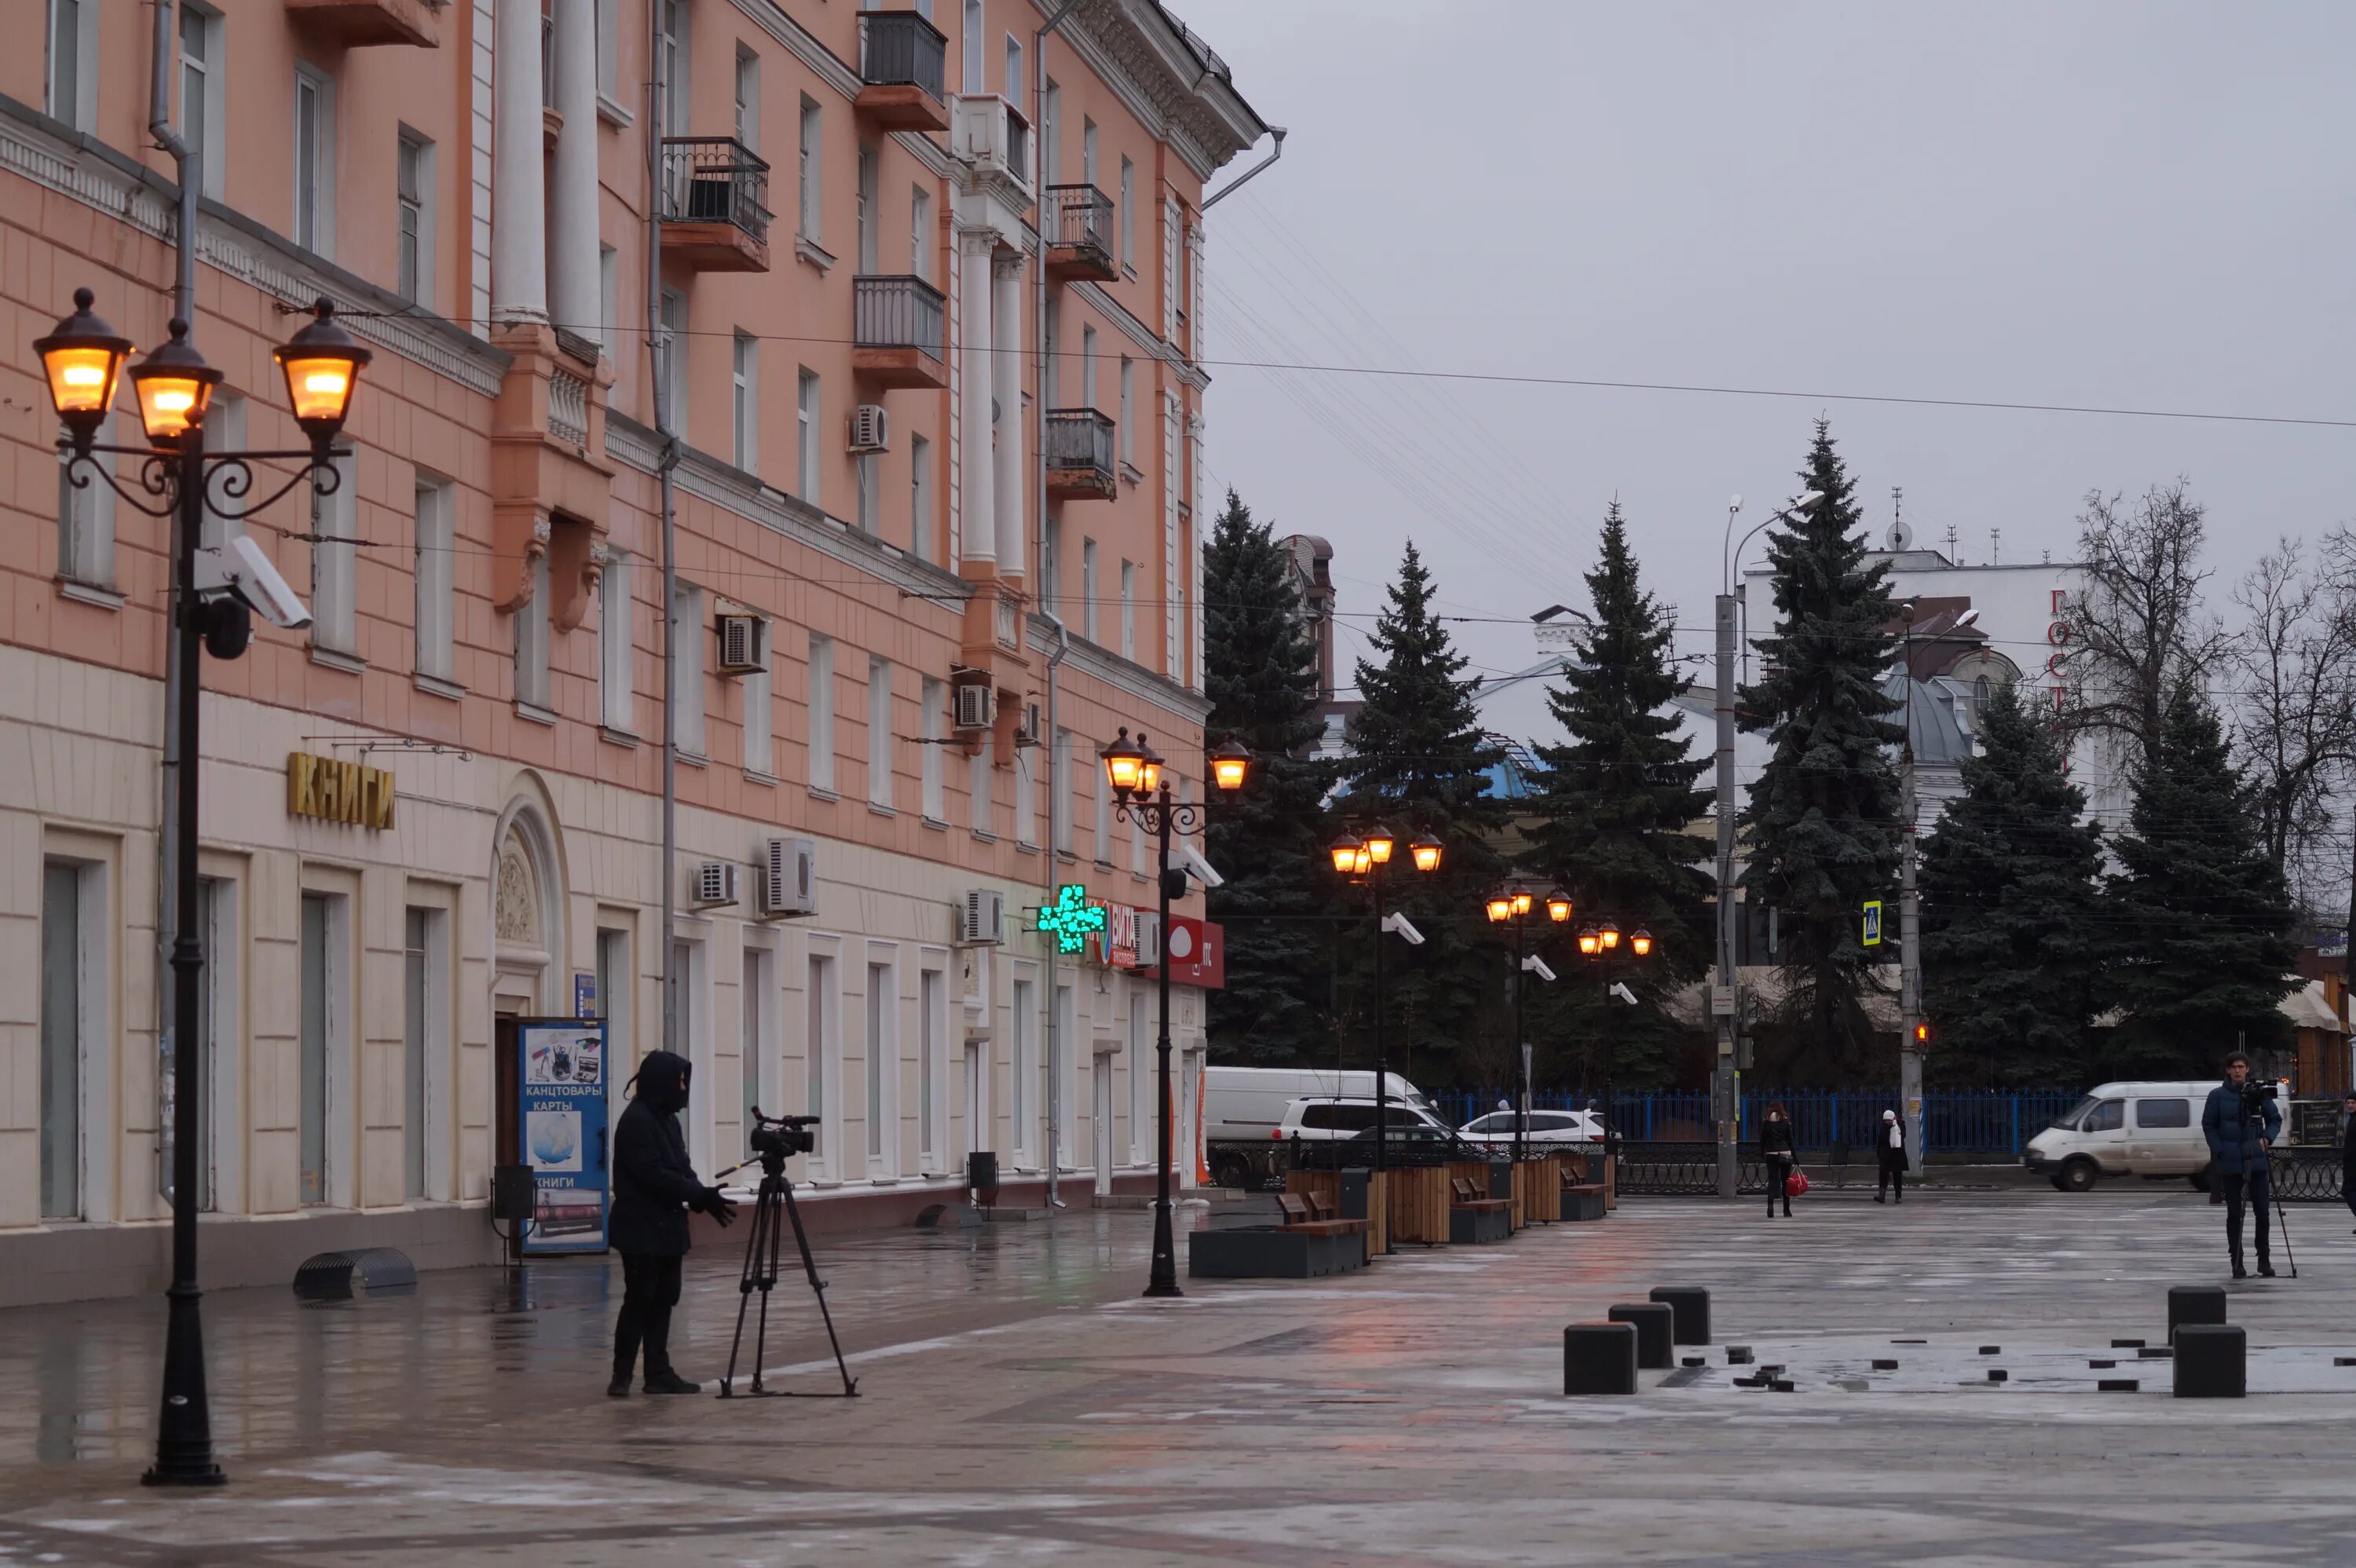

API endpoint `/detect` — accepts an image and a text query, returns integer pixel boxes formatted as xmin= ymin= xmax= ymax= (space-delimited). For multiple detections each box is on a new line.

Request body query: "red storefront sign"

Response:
xmin=1148 ymin=916 xmax=1225 ymax=989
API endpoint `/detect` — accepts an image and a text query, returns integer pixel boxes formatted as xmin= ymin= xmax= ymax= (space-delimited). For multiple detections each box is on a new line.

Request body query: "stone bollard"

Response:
xmin=1608 ymin=1302 xmax=1676 ymax=1369
xmin=1648 ymin=1285 xmax=1711 ymax=1346
xmin=2167 ymin=1285 xmax=2227 ymax=1343
xmin=1563 ymin=1322 xmax=1639 ymax=1395
xmin=2172 ymin=1324 xmax=2246 ymax=1399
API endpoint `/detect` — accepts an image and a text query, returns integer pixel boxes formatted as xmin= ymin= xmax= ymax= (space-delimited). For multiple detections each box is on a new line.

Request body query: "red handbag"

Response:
xmin=1786 ymin=1170 xmax=1811 ymax=1196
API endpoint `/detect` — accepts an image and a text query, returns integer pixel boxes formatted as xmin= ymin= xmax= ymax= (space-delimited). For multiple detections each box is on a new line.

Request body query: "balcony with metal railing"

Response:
xmin=1043 ymin=185 xmax=1118 ymax=282
xmin=657 ymin=137 xmax=772 ymax=272
xmin=857 ymin=9 xmax=949 ymax=132
xmin=852 ymin=275 xmax=949 ymax=390
xmin=1044 ymin=409 xmax=1117 ymax=501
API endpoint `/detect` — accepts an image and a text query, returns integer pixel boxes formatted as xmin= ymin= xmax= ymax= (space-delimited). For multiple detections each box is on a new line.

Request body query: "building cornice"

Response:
xmin=1070 ymin=280 xmax=1206 ymax=391
xmin=605 ymin=414 xmax=972 ymax=609
xmin=0 ymin=96 xmax=510 ymax=399
xmin=1043 ymin=1 xmax=1268 ymax=183
xmin=732 ymin=0 xmax=862 ymax=101
xmin=1027 ymin=615 xmax=1209 ymax=725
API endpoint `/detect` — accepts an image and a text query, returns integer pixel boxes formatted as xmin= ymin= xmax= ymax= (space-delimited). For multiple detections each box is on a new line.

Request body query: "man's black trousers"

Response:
xmin=2219 ymin=1169 xmax=2273 ymax=1266
xmin=614 ymin=1252 xmax=684 ymax=1382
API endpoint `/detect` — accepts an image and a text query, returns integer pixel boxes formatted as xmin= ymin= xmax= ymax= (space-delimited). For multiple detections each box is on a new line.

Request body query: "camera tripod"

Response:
xmin=2244 ymin=1107 xmax=2299 ymax=1281
xmin=713 ymin=1147 xmax=859 ymax=1398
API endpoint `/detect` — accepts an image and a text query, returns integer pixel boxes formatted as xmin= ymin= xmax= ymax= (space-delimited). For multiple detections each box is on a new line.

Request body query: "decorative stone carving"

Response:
xmin=495 ymin=832 xmax=540 ymax=947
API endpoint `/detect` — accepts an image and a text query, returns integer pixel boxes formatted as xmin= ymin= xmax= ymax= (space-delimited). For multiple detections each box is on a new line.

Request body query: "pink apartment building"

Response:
xmin=5 ymin=0 xmax=1267 ymax=1305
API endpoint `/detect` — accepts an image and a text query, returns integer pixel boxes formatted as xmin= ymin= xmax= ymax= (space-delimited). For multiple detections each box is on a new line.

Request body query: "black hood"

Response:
xmin=633 ymin=1050 xmax=692 ymax=1115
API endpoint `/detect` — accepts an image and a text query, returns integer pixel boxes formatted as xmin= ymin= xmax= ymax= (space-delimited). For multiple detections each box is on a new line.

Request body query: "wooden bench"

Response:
xmin=1277 ymin=1192 xmax=1373 ymax=1239
xmin=1448 ymin=1175 xmax=1514 ymax=1244
xmin=1189 ymin=1193 xmax=1372 ymax=1280
xmin=1557 ymin=1162 xmax=1608 ymax=1222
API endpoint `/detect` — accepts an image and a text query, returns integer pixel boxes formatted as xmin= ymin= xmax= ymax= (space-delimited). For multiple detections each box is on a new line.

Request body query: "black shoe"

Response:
xmin=2259 ymin=1263 xmax=2277 ymax=1277
xmin=2232 ymin=1263 xmax=2248 ymax=1280
xmin=1874 ymin=1194 xmax=1885 ymax=1204
xmin=1782 ymin=1206 xmax=1792 ymax=1217
xmin=607 ymin=1377 xmax=632 ymax=1398
xmin=643 ymin=1372 xmax=701 ymax=1394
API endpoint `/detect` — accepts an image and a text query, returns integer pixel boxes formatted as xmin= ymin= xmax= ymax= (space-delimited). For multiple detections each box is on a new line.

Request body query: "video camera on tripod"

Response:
xmin=744 ymin=1109 xmax=820 ymax=1164
xmin=715 ymin=1107 xmax=859 ymax=1399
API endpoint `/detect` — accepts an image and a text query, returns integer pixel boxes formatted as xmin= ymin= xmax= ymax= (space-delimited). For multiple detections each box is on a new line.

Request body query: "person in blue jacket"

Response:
xmin=608 ymin=1050 xmax=736 ymax=1394
xmin=2201 ymin=1052 xmax=2281 ymax=1280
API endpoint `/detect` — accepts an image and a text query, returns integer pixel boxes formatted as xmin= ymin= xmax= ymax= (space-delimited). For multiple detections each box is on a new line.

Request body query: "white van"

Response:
xmin=2024 ymin=1079 xmax=2248 ymax=1192
xmin=1202 ymin=1067 xmax=1432 ymax=1144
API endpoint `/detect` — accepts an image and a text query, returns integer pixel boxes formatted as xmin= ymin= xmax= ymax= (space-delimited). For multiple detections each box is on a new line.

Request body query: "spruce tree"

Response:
xmin=2101 ymin=687 xmax=2298 ymax=1075
xmin=1200 ymin=490 xmax=1333 ymax=1064
xmin=1527 ymin=503 xmax=1712 ymax=1088
xmin=1919 ymin=682 xmax=2105 ymax=1085
xmin=1339 ymin=541 xmax=1506 ymax=1085
xmin=1739 ymin=421 xmax=1904 ymax=1079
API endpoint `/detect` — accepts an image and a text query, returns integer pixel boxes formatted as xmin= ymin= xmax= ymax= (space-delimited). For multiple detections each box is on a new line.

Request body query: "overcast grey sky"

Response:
xmin=1179 ymin=0 xmax=2356 ymax=743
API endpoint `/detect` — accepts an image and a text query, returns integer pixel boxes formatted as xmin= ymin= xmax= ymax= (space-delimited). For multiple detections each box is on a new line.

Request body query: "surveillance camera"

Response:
xmin=1380 ymin=911 xmax=1425 ymax=946
xmin=1178 ymin=844 xmax=1225 ymax=890
xmin=195 ymin=535 xmax=313 ymax=630
xmin=1609 ymin=981 xmax=1639 ymax=1006
xmin=1521 ymin=955 xmax=1557 ymax=983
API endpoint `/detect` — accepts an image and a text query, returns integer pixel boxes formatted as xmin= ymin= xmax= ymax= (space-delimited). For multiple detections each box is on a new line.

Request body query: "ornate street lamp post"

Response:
xmin=1484 ymin=880 xmax=1572 ymax=1162
xmin=37 ymin=291 xmax=368 ymax=1487
xmin=1575 ymin=919 xmax=1654 ymax=1151
xmin=1328 ymin=826 xmax=1442 ymax=1198
xmin=1102 ymin=728 xmax=1249 ymax=1298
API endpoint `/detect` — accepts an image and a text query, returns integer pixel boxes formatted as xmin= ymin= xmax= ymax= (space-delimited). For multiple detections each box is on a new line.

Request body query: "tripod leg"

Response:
xmin=777 ymin=1175 xmax=859 ymax=1396
xmin=750 ymin=1175 xmax=785 ymax=1392
xmin=721 ymin=1190 xmax=764 ymax=1397
xmin=722 ymin=1175 xmax=782 ymax=1397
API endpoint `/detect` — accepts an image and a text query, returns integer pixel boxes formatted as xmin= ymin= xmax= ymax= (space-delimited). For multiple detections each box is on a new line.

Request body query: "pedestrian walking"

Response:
xmin=1875 ymin=1109 xmax=1907 ymax=1204
xmin=2201 ymin=1051 xmax=2281 ymax=1280
xmin=608 ymin=1049 xmax=737 ymax=1396
xmin=1760 ymin=1102 xmax=1797 ymax=1218
xmin=2340 ymin=1091 xmax=2356 ymax=1233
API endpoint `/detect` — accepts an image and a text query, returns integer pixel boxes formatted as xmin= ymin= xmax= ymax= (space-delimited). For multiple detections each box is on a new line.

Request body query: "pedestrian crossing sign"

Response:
xmin=1861 ymin=900 xmax=1883 ymax=947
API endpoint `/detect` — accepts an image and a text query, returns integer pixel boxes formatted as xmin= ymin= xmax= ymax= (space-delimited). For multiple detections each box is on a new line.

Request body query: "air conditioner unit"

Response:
xmin=847 ymin=404 xmax=890 ymax=454
xmin=1132 ymin=911 xmax=1163 ymax=967
xmin=953 ymin=680 xmax=995 ymax=731
xmin=693 ymin=861 xmax=739 ymax=908
xmin=759 ymin=835 xmax=817 ymax=917
xmin=956 ymin=888 xmax=1005 ymax=946
xmin=1014 ymin=701 xmax=1043 ymax=748
xmin=715 ymin=612 xmax=766 ymax=675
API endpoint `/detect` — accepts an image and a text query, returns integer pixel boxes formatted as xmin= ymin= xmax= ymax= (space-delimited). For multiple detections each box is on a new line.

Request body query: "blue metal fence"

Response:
xmin=1435 ymin=1087 xmax=2086 ymax=1156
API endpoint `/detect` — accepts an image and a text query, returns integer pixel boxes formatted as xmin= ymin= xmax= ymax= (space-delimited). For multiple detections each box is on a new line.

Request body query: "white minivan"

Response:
xmin=2023 ymin=1080 xmax=2230 ymax=1192
xmin=1202 ymin=1066 xmax=1432 ymax=1144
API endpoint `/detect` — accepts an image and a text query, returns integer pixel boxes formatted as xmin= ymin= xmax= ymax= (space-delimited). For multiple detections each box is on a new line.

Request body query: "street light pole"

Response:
xmin=1147 ymin=785 xmax=1180 ymax=1296
xmin=1897 ymin=609 xmax=1925 ymax=1174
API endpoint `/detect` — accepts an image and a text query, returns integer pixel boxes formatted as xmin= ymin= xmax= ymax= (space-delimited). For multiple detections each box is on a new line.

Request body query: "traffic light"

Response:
xmin=1913 ymin=1021 xmax=1931 ymax=1046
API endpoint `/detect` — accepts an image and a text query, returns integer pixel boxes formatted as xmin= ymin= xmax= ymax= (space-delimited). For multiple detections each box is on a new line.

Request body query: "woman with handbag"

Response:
xmin=1760 ymin=1102 xmax=1798 ymax=1218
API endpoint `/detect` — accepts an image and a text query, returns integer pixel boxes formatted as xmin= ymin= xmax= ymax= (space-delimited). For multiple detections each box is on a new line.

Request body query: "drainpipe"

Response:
xmin=151 ymin=0 xmax=199 ymax=1201
xmin=648 ymin=5 xmax=681 ymax=1055
xmin=1041 ymin=612 xmax=1071 ymax=1207
xmin=1201 ymin=126 xmax=1286 ymax=210
xmin=1033 ymin=1 xmax=1081 ymax=1210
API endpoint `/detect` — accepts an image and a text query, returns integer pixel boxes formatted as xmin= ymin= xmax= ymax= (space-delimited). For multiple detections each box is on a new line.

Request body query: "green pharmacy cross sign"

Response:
xmin=1035 ymin=883 xmax=1108 ymax=955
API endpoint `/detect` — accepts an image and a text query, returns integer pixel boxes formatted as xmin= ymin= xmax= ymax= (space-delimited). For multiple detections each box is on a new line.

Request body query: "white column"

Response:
xmin=991 ymin=254 xmax=1026 ymax=575
xmin=547 ymin=0 xmax=600 ymax=338
xmin=958 ymin=232 xmax=997 ymax=568
xmin=492 ymin=0 xmax=549 ymax=325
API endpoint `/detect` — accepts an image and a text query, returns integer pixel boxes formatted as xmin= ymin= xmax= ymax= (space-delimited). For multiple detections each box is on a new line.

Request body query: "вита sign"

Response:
xmin=286 ymin=752 xmax=396 ymax=830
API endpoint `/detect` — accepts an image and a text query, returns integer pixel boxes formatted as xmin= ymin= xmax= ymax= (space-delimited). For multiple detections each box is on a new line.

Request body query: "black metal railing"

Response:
xmin=659 ymin=137 xmax=771 ymax=243
xmin=2267 ymin=1148 xmax=2347 ymax=1202
xmin=1044 ymin=408 xmax=1114 ymax=476
xmin=1044 ymin=183 xmax=1114 ymax=258
xmin=859 ymin=9 xmax=947 ymax=101
xmin=853 ymin=274 xmax=946 ymax=361
xmin=1616 ymin=1141 xmax=1769 ymax=1195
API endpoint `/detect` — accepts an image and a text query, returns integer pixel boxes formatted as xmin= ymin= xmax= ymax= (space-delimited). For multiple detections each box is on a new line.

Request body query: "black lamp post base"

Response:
xmin=143 ymin=1455 xmax=227 ymax=1488
xmin=1143 ymin=1201 xmax=1184 ymax=1297
xmin=144 ymin=1285 xmax=224 ymax=1486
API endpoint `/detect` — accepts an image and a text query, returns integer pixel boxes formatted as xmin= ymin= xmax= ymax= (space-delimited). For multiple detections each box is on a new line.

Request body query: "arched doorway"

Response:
xmin=491 ymin=793 xmax=566 ymax=1018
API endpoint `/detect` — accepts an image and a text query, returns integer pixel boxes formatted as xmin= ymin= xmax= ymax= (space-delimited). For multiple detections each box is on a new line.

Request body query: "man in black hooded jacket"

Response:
xmin=609 ymin=1049 xmax=734 ymax=1395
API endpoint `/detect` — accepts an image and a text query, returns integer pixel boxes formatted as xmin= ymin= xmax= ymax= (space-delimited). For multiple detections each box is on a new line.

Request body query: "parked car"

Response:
xmin=1203 ymin=1066 xmax=1434 ymax=1143
xmin=1282 ymin=1097 xmax=1457 ymax=1143
xmin=2021 ymin=1078 xmax=2283 ymax=1192
xmin=1458 ymin=1109 xmax=1603 ymax=1146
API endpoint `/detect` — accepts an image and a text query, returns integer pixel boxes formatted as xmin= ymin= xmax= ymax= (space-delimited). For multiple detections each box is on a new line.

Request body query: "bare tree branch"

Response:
xmin=2059 ymin=480 xmax=2229 ymax=766
xmin=2230 ymin=528 xmax=2356 ymax=919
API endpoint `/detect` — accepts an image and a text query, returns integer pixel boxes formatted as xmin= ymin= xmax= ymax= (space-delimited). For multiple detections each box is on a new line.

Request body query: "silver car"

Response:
xmin=1458 ymin=1109 xmax=1603 ymax=1145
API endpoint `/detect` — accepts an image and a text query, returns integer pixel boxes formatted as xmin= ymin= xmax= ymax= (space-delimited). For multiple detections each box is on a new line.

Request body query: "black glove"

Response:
xmin=695 ymin=1186 xmax=737 ymax=1226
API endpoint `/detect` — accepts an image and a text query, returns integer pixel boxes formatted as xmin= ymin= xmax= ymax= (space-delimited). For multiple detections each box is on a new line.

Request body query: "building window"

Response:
xmin=413 ymin=475 xmax=455 ymax=683
xmin=1010 ymin=973 xmax=1033 ymax=1160
xmin=658 ymin=287 xmax=688 ymax=429
xmin=1052 ymin=729 xmax=1074 ymax=853
xmin=597 ymin=0 xmax=620 ymax=101
xmin=741 ymin=614 xmax=773 ymax=777
xmin=310 ymin=455 xmax=357 ymax=657
xmin=1119 ymin=156 xmax=1134 ymax=268
xmin=178 ymin=3 xmax=225 ymax=198
xmin=961 ymin=0 xmax=983 ymax=94
xmin=796 ymin=367 xmax=820 ymax=503
xmin=1041 ymin=81 xmax=1059 ymax=187
xmin=57 ymin=415 xmax=117 ymax=593
xmin=856 ymin=451 xmax=879 ymax=534
xmin=919 ymin=967 xmax=943 ymax=1164
xmin=293 ymin=65 xmax=335 ymax=258
xmin=40 ymin=859 xmax=97 ymax=1219
xmin=1004 ymin=35 xmax=1022 ymax=111
xmin=596 ymin=927 xmax=633 ymax=1073
xmin=1118 ymin=356 xmax=1134 ymax=463
xmin=731 ymin=331 xmax=758 ymax=475
xmin=909 ymin=433 xmax=932 ymax=561
xmin=807 ymin=949 xmax=838 ymax=1171
xmin=868 ymin=656 xmax=894 ymax=808
xmin=599 ymin=244 xmax=619 ymax=360
xmin=741 ymin=945 xmax=770 ymax=1155
xmin=1092 ymin=739 xmax=1110 ymax=860
xmin=1042 ymin=516 xmax=1062 ymax=613
xmin=298 ymin=891 xmax=344 ymax=1207
xmin=798 ymin=95 xmax=823 ymax=242
xmin=734 ymin=44 xmax=759 ymax=152
xmin=807 ymin=632 xmax=836 ymax=791
xmin=1119 ymin=558 xmax=1136 ymax=660
xmin=515 ymin=550 xmax=551 ymax=709
xmin=969 ymin=730 xmax=993 ymax=833
xmin=866 ymin=960 xmax=894 ymax=1169
xmin=1014 ymin=735 xmax=1037 ymax=847
xmin=401 ymin=906 xmax=448 ymax=1202
xmin=1082 ymin=115 xmax=1098 ymax=188
xmin=1042 ymin=296 xmax=1060 ymax=407
xmin=920 ymin=675 xmax=945 ymax=820
xmin=1081 ymin=539 xmax=1098 ymax=643
xmin=600 ymin=550 xmax=634 ymax=731
xmin=657 ymin=0 xmax=686 ymax=122
xmin=47 ymin=0 xmax=93 ymax=130
xmin=1081 ymin=323 xmax=1099 ymax=411
xmin=909 ymin=185 xmax=931 ymax=280
xmin=396 ymin=129 xmax=433 ymax=305
xmin=671 ymin=582 xmax=705 ymax=756
xmin=1127 ymin=989 xmax=1147 ymax=1161
xmin=856 ymin=143 xmax=879 ymax=272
